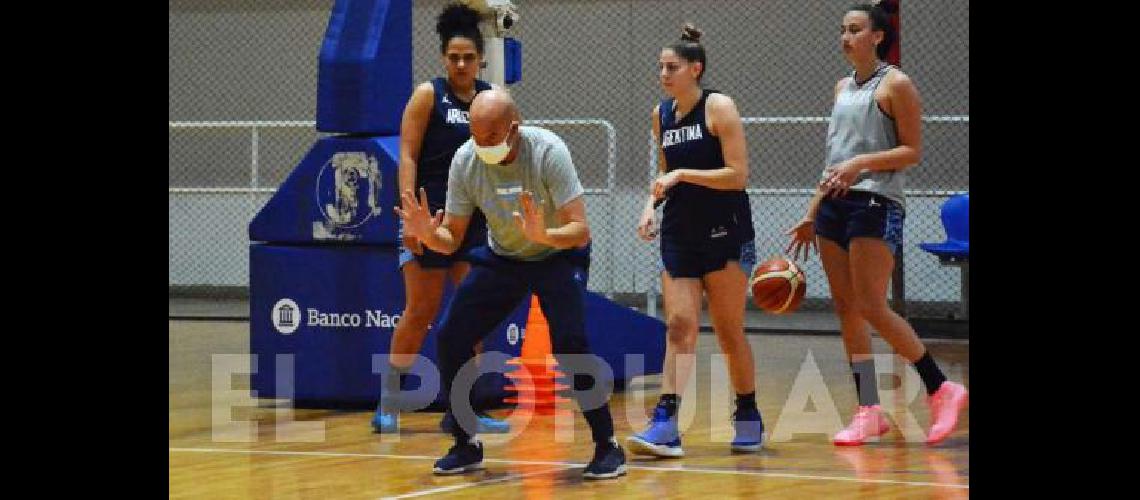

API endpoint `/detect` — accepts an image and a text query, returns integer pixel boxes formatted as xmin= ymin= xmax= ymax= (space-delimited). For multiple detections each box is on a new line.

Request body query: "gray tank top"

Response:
xmin=823 ymin=63 xmax=908 ymax=207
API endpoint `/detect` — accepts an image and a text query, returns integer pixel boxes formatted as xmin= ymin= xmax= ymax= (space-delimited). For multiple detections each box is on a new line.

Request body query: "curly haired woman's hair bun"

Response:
xmin=435 ymin=3 xmax=484 ymax=54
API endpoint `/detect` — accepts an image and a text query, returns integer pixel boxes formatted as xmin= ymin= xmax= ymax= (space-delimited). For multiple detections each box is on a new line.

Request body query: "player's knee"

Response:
xmin=713 ymin=324 xmax=747 ymax=349
xmin=832 ymin=294 xmax=858 ymax=317
xmin=666 ymin=315 xmax=699 ymax=348
xmin=855 ymin=296 xmax=892 ymax=322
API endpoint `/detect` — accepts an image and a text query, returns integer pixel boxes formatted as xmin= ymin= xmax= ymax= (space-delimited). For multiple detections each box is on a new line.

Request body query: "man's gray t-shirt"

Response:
xmin=445 ymin=126 xmax=585 ymax=261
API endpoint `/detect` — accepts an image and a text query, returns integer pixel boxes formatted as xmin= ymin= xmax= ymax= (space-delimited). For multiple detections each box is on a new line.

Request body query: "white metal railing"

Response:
xmin=168 ymin=118 xmax=616 ymax=194
xmin=169 ymin=120 xmax=321 ymax=192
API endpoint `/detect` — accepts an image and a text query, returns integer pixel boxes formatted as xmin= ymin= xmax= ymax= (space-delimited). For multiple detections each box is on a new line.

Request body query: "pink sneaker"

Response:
xmin=833 ymin=405 xmax=891 ymax=446
xmin=926 ymin=381 xmax=968 ymax=445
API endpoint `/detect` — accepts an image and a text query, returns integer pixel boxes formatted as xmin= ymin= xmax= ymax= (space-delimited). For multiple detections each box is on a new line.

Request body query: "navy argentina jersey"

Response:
xmin=399 ymin=77 xmax=491 ymax=269
xmin=657 ymin=90 xmax=755 ymax=278
xmin=417 ymin=77 xmax=493 ymax=204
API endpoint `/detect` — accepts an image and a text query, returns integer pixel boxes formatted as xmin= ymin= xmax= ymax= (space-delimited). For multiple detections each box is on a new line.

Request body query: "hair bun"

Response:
xmin=437 ymin=2 xmax=481 ymax=37
xmin=680 ymin=23 xmax=703 ymax=43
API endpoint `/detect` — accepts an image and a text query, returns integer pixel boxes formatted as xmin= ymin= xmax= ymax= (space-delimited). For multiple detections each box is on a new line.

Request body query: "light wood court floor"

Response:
xmin=170 ymin=320 xmax=968 ymax=499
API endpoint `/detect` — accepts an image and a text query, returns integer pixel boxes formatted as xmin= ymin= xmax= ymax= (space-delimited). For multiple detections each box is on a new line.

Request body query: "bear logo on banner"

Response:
xmin=314 ymin=152 xmax=382 ymax=240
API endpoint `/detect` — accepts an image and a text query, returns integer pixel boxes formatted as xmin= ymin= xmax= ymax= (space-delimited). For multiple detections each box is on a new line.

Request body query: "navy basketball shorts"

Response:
xmin=660 ymin=237 xmax=757 ymax=279
xmin=813 ymin=190 xmax=904 ymax=255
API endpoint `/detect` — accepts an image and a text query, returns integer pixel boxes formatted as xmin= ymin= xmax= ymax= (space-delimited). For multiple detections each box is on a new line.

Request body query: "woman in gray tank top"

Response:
xmin=785 ymin=3 xmax=967 ymax=447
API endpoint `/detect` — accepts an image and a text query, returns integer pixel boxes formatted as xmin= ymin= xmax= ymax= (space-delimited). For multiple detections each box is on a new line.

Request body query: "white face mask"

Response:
xmin=474 ymin=125 xmax=515 ymax=165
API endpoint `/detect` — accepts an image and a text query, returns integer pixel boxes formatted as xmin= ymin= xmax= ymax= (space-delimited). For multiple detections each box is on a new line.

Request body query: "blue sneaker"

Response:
xmin=439 ymin=411 xmax=512 ymax=434
xmin=371 ymin=409 xmax=399 ymax=434
xmin=476 ymin=412 xmax=511 ymax=433
xmin=583 ymin=438 xmax=627 ymax=480
xmin=625 ymin=405 xmax=683 ymax=457
xmin=731 ymin=405 xmax=765 ymax=453
xmin=432 ymin=439 xmax=484 ymax=475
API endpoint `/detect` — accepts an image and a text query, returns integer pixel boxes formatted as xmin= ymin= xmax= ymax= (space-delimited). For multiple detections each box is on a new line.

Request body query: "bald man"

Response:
xmin=396 ymin=90 xmax=626 ymax=479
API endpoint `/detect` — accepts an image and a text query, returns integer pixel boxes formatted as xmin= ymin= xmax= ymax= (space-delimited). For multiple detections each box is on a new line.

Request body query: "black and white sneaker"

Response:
xmin=432 ymin=439 xmax=484 ymax=475
xmin=583 ymin=437 xmax=627 ymax=480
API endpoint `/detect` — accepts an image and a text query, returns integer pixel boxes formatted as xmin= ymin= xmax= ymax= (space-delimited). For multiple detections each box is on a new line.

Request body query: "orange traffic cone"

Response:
xmin=503 ymin=295 xmax=569 ymax=416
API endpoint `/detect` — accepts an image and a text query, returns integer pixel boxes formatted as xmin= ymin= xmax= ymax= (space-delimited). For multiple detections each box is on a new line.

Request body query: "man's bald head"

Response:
xmin=470 ymin=88 xmax=516 ymax=127
xmin=469 ymin=89 xmax=519 ymax=150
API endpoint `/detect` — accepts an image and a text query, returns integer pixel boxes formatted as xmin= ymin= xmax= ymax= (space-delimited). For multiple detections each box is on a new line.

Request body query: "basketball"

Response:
xmin=750 ymin=257 xmax=806 ymax=314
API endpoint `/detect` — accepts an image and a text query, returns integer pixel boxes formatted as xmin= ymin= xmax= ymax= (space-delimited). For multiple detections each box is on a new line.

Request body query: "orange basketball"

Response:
xmin=750 ymin=257 xmax=806 ymax=314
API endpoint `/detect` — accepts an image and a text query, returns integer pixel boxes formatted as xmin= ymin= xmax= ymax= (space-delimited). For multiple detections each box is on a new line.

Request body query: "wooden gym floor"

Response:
xmin=169 ymin=320 xmax=968 ymax=499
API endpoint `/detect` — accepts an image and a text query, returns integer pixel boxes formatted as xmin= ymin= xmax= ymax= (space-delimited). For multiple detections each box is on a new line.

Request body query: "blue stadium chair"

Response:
xmin=918 ymin=193 xmax=969 ymax=319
